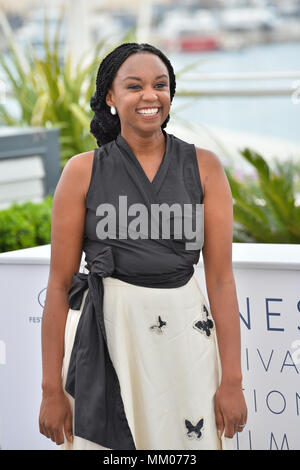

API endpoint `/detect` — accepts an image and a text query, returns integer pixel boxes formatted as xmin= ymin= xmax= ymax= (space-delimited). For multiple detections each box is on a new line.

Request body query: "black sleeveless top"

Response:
xmin=83 ymin=129 xmax=204 ymax=285
xmin=65 ymin=130 xmax=204 ymax=450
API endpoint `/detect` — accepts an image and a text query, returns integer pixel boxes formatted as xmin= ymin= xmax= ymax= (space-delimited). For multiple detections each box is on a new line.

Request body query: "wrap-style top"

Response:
xmin=64 ymin=129 xmax=204 ymax=449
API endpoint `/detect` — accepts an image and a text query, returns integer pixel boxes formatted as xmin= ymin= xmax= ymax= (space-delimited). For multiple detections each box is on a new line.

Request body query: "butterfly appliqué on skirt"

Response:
xmin=184 ymin=418 xmax=204 ymax=440
xmin=193 ymin=304 xmax=214 ymax=338
xmin=149 ymin=315 xmax=167 ymax=334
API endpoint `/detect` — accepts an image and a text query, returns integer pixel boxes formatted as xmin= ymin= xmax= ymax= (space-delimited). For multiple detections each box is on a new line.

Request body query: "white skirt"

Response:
xmin=60 ymin=271 xmax=235 ymax=451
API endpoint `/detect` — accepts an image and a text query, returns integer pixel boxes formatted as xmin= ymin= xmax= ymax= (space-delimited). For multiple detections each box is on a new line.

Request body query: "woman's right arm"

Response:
xmin=39 ymin=151 xmax=94 ymax=446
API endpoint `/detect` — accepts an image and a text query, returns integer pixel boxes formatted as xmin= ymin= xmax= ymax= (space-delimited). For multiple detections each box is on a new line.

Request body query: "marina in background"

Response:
xmin=0 ymin=0 xmax=299 ymax=167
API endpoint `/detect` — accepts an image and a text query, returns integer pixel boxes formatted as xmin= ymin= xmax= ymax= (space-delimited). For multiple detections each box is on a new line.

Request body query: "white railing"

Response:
xmin=178 ymin=71 xmax=300 ymax=81
xmin=176 ymin=70 xmax=300 ymax=97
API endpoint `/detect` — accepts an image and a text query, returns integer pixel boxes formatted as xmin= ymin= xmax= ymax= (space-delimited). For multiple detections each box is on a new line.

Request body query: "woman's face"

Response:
xmin=106 ymin=52 xmax=171 ymax=135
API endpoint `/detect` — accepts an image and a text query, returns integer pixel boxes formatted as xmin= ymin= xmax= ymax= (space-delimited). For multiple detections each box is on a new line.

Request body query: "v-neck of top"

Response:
xmin=115 ymin=129 xmax=171 ymax=193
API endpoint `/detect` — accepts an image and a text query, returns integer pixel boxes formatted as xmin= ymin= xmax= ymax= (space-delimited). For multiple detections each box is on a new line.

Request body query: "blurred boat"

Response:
xmin=219 ymin=7 xmax=282 ymax=32
xmin=88 ymin=12 xmax=125 ymax=44
xmin=156 ymin=8 xmax=221 ymax=52
xmin=162 ymin=35 xmax=220 ymax=53
xmin=12 ymin=7 xmax=67 ymax=60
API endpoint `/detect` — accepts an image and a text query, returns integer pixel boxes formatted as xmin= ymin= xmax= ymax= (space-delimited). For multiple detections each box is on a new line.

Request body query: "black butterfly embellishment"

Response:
xmin=185 ymin=418 xmax=204 ymax=440
xmin=193 ymin=304 xmax=214 ymax=338
xmin=149 ymin=315 xmax=167 ymax=334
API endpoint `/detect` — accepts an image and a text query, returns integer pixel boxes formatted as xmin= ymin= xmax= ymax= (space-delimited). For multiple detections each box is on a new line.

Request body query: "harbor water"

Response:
xmin=1 ymin=41 xmax=300 ymax=145
xmin=170 ymin=41 xmax=300 ymax=145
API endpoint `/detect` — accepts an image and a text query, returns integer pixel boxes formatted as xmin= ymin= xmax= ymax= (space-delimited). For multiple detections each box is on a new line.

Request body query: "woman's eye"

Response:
xmin=128 ymin=83 xmax=167 ymax=89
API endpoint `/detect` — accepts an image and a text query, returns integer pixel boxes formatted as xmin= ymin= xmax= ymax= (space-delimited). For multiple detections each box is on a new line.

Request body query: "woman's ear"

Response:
xmin=105 ymin=89 xmax=113 ymax=108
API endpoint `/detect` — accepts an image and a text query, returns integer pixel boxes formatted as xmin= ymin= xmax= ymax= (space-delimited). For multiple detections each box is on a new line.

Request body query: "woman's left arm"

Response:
xmin=196 ymin=148 xmax=247 ymax=439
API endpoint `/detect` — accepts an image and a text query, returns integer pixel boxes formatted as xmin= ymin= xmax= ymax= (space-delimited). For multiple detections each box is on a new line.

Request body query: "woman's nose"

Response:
xmin=141 ymin=87 xmax=158 ymax=100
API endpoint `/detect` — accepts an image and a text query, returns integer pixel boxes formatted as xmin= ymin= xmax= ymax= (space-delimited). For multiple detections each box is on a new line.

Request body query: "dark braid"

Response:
xmin=90 ymin=42 xmax=177 ymax=147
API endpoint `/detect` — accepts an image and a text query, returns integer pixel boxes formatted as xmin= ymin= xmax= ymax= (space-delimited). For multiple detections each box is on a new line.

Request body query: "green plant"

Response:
xmin=0 ymin=8 xmax=207 ymax=169
xmin=0 ymin=8 xmax=137 ymax=167
xmin=0 ymin=196 xmax=53 ymax=253
xmin=5 ymin=10 xmax=298 ymax=246
xmin=225 ymin=150 xmax=300 ymax=243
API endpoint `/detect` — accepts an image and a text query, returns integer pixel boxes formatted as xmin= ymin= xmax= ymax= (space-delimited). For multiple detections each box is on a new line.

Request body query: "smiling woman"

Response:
xmin=39 ymin=42 xmax=247 ymax=451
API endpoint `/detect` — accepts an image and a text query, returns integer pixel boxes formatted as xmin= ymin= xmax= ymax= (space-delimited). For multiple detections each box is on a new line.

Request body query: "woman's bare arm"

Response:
xmin=39 ymin=151 xmax=94 ymax=445
xmin=196 ymin=147 xmax=247 ymax=438
xmin=41 ymin=152 xmax=93 ymax=394
xmin=197 ymin=148 xmax=242 ymax=384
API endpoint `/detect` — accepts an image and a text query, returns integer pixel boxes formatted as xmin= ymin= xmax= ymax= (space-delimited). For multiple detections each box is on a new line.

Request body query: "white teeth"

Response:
xmin=137 ymin=108 xmax=159 ymax=115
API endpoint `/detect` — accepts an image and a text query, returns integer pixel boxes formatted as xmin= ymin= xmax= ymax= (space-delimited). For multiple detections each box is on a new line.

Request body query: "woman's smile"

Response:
xmin=136 ymin=107 xmax=161 ymax=120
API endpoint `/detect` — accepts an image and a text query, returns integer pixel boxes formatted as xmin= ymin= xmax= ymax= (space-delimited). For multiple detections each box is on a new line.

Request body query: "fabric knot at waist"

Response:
xmin=65 ymin=245 xmax=136 ymax=449
xmin=67 ymin=244 xmax=114 ymax=314
xmin=64 ymin=245 xmax=195 ymax=449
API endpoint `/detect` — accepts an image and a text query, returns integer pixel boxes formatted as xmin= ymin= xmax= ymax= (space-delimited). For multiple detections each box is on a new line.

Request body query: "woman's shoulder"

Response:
xmin=171 ymin=133 xmax=223 ymax=174
xmin=194 ymin=146 xmax=225 ymax=198
xmin=68 ymin=149 xmax=95 ymax=166
xmin=64 ymin=140 xmax=116 ymax=197
xmin=64 ymin=150 xmax=95 ymax=198
xmin=194 ymin=146 xmax=223 ymax=169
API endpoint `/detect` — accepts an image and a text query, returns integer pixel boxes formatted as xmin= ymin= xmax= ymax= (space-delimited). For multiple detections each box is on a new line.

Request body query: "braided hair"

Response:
xmin=90 ymin=42 xmax=177 ymax=147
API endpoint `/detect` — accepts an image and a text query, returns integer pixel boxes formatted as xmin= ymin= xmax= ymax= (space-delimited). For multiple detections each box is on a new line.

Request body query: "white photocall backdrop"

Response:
xmin=0 ymin=243 xmax=299 ymax=450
